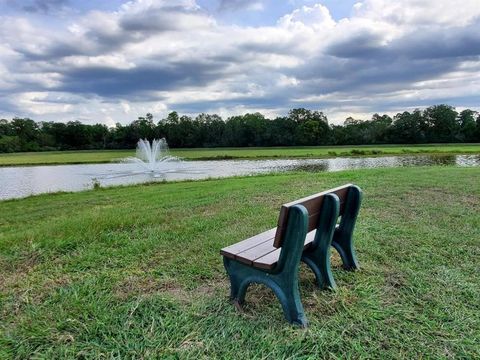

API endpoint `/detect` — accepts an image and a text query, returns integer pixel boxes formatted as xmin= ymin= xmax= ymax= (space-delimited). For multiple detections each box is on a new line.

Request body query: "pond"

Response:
xmin=0 ymin=154 xmax=479 ymax=200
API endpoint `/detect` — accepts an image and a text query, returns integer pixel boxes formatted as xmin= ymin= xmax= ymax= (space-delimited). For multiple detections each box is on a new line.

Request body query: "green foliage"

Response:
xmin=0 ymin=135 xmax=21 ymax=153
xmin=1 ymin=105 xmax=479 ymax=153
xmin=92 ymin=178 xmax=101 ymax=190
xmin=390 ymin=110 xmax=425 ymax=143
xmin=423 ymin=104 xmax=459 ymax=142
xmin=458 ymin=109 xmax=478 ymax=142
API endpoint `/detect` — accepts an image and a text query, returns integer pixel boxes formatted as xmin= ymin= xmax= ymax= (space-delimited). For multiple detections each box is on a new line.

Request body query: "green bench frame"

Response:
xmin=221 ymin=184 xmax=362 ymax=327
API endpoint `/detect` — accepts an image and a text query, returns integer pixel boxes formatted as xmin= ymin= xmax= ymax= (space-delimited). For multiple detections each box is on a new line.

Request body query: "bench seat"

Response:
xmin=221 ymin=228 xmax=318 ymax=270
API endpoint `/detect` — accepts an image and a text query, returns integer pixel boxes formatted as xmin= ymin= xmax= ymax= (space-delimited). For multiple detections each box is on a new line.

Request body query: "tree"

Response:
xmin=0 ymin=119 xmax=13 ymax=136
xmin=295 ymin=120 xmax=324 ymax=145
xmin=10 ymin=117 xmax=39 ymax=150
xmin=265 ymin=117 xmax=296 ymax=146
xmin=457 ymin=109 xmax=478 ymax=142
xmin=391 ymin=110 xmax=426 ymax=144
xmin=195 ymin=113 xmax=225 ymax=147
xmin=340 ymin=118 xmax=367 ymax=144
xmin=223 ymin=116 xmax=246 ymax=146
xmin=242 ymin=113 xmax=269 ymax=146
xmin=0 ymin=135 xmax=21 ymax=152
xmin=475 ymin=113 xmax=480 ymax=142
xmin=130 ymin=114 xmax=156 ymax=140
xmin=289 ymin=108 xmax=331 ymax=145
xmin=288 ymin=108 xmax=328 ymax=124
xmin=423 ymin=104 xmax=459 ymax=142
xmin=162 ymin=113 xmax=200 ymax=147
xmin=369 ymin=114 xmax=392 ymax=143
xmin=90 ymin=124 xmax=109 ymax=149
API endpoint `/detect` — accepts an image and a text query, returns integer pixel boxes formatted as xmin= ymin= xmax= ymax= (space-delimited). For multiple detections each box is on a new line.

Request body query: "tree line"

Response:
xmin=0 ymin=105 xmax=479 ymax=152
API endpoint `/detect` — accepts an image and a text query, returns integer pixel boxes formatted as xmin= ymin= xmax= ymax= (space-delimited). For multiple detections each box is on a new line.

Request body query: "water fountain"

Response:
xmin=124 ymin=138 xmax=178 ymax=173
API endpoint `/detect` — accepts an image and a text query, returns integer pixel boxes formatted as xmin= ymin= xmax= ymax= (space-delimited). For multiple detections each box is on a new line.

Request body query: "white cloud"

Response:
xmin=278 ymin=4 xmax=335 ymax=31
xmin=353 ymin=0 xmax=480 ymax=27
xmin=121 ymin=101 xmax=131 ymax=114
xmin=60 ymin=54 xmax=136 ymax=70
xmin=13 ymin=92 xmax=72 ymax=115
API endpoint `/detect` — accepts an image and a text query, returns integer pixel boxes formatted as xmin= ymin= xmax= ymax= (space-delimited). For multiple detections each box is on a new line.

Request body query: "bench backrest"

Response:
xmin=273 ymin=184 xmax=353 ymax=248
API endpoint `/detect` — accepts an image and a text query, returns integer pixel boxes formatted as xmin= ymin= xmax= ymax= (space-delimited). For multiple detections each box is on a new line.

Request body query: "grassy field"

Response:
xmin=0 ymin=143 xmax=479 ymax=166
xmin=0 ymin=167 xmax=479 ymax=358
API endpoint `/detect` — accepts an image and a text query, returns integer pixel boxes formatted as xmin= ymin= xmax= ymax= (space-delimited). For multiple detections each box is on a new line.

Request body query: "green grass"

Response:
xmin=0 ymin=167 xmax=479 ymax=358
xmin=0 ymin=143 xmax=479 ymax=166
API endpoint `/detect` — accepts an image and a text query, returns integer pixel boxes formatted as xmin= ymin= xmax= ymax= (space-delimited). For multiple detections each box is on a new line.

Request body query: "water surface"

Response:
xmin=0 ymin=154 xmax=478 ymax=200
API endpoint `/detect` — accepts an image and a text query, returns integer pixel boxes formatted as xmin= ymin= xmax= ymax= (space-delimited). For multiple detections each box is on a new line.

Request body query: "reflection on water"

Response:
xmin=0 ymin=154 xmax=479 ymax=200
xmin=278 ymin=154 xmax=473 ymax=172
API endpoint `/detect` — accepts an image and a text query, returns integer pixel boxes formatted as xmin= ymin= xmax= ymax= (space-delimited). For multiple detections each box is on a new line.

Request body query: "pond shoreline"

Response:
xmin=1 ymin=154 xmax=479 ymax=201
xmin=1 ymin=148 xmax=480 ymax=167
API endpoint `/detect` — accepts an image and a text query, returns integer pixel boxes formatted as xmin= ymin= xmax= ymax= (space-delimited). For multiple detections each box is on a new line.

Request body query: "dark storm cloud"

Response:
xmin=8 ymin=3 xmax=211 ymax=63
xmin=14 ymin=42 xmax=85 ymax=62
xmin=299 ymin=21 xmax=480 ymax=101
xmin=286 ymin=57 xmax=457 ymax=112
xmin=326 ymin=22 xmax=480 ymax=61
xmin=6 ymin=28 xmax=129 ymax=63
xmin=169 ymin=93 xmax=290 ymax=114
xmin=291 ymin=54 xmax=455 ymax=94
xmin=119 ymin=6 xmax=204 ymax=32
xmin=393 ymin=24 xmax=480 ymax=59
xmin=326 ymin=31 xmax=387 ymax=59
xmin=55 ymin=61 xmax=230 ymax=97
xmin=6 ymin=0 xmax=69 ymax=13
xmin=0 ymin=98 xmax=17 ymax=114
xmin=218 ymin=0 xmax=261 ymax=11
xmin=298 ymin=91 xmax=480 ymax=119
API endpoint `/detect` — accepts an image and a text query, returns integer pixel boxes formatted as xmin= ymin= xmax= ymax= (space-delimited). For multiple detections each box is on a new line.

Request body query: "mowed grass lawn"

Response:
xmin=1 ymin=143 xmax=480 ymax=166
xmin=0 ymin=167 xmax=479 ymax=358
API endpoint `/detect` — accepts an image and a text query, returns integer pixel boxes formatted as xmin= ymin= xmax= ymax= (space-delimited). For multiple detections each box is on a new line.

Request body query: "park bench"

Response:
xmin=220 ymin=184 xmax=362 ymax=327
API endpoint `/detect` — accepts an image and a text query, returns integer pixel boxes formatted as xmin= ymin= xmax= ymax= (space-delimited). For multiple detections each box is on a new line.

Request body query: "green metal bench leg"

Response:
xmin=302 ymin=253 xmax=336 ymax=290
xmin=223 ymin=205 xmax=309 ymax=327
xmin=332 ymin=236 xmax=359 ymax=270
xmin=302 ymin=193 xmax=340 ymax=290
xmin=223 ymin=258 xmax=307 ymax=327
xmin=224 ymin=258 xmax=242 ymax=300
xmin=332 ymin=185 xmax=362 ymax=270
xmin=273 ymin=281 xmax=305 ymax=327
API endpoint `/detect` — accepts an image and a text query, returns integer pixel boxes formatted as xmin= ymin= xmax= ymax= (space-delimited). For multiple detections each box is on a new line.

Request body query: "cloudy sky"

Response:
xmin=0 ymin=0 xmax=479 ymax=125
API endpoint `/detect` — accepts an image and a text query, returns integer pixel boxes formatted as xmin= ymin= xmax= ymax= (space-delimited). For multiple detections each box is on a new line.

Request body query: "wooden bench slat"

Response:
xmin=281 ymin=184 xmax=351 ymax=210
xmin=244 ymin=229 xmax=318 ymax=270
xmin=235 ymin=238 xmax=276 ymax=265
xmin=220 ymin=228 xmax=276 ymax=259
xmin=274 ymin=184 xmax=351 ymax=248
xmin=276 ymin=202 xmax=343 ymax=247
xmin=252 ymin=249 xmax=281 ymax=270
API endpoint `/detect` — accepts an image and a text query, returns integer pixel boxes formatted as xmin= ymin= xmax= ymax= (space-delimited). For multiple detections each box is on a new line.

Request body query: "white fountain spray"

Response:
xmin=125 ymin=138 xmax=177 ymax=172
